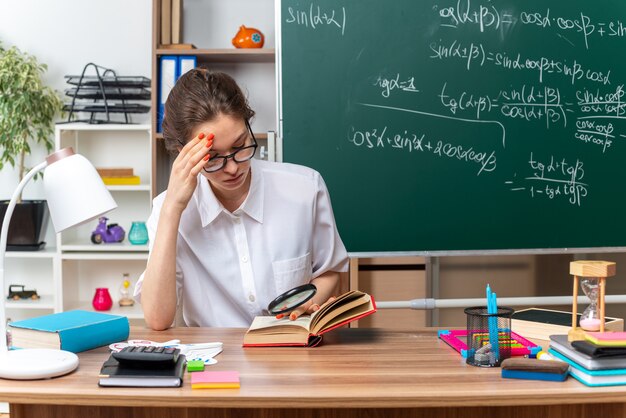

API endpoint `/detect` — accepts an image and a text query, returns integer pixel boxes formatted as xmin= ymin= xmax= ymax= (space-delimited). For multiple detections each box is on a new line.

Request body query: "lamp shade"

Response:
xmin=43 ymin=148 xmax=117 ymax=232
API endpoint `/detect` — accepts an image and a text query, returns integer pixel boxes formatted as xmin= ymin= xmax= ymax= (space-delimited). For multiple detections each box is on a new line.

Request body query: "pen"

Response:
xmin=172 ymin=342 xmax=223 ymax=350
xmin=486 ymin=284 xmax=500 ymax=363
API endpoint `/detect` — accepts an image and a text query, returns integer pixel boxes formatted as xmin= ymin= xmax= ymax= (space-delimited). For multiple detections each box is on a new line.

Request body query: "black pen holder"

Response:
xmin=464 ymin=306 xmax=514 ymax=367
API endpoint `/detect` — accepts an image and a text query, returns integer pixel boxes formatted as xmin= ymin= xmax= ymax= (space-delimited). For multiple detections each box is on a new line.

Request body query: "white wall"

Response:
xmin=182 ymin=0 xmax=276 ymax=132
xmin=0 ymin=0 xmax=152 ymax=200
xmin=0 ymin=0 xmax=278 ymax=198
xmin=0 ymin=0 xmax=278 ymax=232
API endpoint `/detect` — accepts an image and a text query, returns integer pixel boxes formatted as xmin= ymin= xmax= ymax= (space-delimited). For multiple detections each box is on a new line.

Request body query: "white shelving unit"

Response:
xmin=5 ymin=249 xmax=61 ymax=319
xmin=54 ymin=123 xmax=151 ymax=322
xmin=4 ymin=124 xmax=152 ymax=323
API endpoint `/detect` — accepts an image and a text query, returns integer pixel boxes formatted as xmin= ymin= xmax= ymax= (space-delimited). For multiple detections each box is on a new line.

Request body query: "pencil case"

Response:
xmin=501 ymin=358 xmax=569 ymax=382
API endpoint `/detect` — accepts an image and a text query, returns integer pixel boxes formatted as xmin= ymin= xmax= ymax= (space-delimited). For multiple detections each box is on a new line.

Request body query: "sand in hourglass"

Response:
xmin=580 ymin=318 xmax=601 ymax=331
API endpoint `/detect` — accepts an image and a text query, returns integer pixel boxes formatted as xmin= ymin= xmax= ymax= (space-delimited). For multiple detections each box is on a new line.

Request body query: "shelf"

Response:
xmin=55 ymin=123 xmax=151 ymax=132
xmin=155 ymin=132 xmax=268 ymax=141
xmin=107 ymin=184 xmax=151 ymax=192
xmin=60 ymin=241 xmax=149 ymax=254
xmin=5 ymin=294 xmax=55 ymax=310
xmin=156 ymin=48 xmax=275 ymax=63
xmin=5 ymin=248 xmax=57 ymax=259
xmin=66 ymin=301 xmax=144 ymax=319
xmin=61 ymin=252 xmax=149 ymax=261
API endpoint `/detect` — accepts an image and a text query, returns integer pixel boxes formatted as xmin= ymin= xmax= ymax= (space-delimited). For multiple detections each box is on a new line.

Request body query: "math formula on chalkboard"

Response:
xmin=280 ymin=0 xmax=626 ymax=253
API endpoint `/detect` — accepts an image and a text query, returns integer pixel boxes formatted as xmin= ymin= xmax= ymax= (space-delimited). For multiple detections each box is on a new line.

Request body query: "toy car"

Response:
xmin=7 ymin=284 xmax=40 ymax=301
xmin=91 ymin=216 xmax=125 ymax=244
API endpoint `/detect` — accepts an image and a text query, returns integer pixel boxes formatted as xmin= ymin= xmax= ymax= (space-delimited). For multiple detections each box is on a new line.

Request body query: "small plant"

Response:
xmin=0 ymin=42 xmax=63 ymax=201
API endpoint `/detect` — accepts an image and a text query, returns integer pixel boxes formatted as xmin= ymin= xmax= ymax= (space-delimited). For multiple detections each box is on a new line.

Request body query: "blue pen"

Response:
xmin=491 ymin=291 xmax=500 ymax=361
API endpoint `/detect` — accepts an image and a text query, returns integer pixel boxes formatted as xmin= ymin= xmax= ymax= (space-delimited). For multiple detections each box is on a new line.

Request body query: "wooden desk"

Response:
xmin=2 ymin=327 xmax=626 ymax=418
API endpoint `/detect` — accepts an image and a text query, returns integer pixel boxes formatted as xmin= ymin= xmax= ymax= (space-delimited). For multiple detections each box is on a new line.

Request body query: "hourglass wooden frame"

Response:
xmin=569 ymin=260 xmax=616 ymax=341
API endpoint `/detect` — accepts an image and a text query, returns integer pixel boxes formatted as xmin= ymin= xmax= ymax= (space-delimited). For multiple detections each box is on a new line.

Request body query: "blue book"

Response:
xmin=8 ymin=310 xmax=130 ymax=353
xmin=549 ymin=348 xmax=626 ymax=387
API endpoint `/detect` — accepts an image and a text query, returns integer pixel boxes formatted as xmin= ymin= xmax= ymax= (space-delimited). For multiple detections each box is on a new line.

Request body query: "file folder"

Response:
xmin=178 ymin=56 xmax=197 ymax=79
xmin=158 ymin=55 xmax=179 ymax=132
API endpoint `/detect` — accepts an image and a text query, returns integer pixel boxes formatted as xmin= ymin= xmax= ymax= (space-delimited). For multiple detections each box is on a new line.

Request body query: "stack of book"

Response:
xmin=97 ymin=167 xmax=141 ymax=186
xmin=8 ymin=310 xmax=129 ymax=353
xmin=549 ymin=334 xmax=626 ymax=386
xmin=160 ymin=0 xmax=195 ymax=48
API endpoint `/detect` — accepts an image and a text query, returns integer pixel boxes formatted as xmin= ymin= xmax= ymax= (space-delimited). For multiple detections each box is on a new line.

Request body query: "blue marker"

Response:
xmin=486 ymin=284 xmax=500 ymax=363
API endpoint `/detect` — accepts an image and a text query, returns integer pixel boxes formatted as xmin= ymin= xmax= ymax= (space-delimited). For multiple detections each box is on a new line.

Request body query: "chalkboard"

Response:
xmin=279 ymin=0 xmax=626 ymax=253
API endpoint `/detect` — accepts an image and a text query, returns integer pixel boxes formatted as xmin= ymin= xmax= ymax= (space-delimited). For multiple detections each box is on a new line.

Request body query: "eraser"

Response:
xmin=187 ymin=360 xmax=205 ymax=372
xmin=501 ymin=358 xmax=568 ymax=382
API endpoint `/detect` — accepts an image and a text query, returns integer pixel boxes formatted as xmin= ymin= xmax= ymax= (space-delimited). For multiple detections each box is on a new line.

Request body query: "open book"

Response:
xmin=243 ymin=290 xmax=376 ymax=347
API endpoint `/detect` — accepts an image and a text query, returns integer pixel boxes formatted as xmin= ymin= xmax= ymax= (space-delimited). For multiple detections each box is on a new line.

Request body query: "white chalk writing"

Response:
xmin=348 ymin=125 xmax=497 ymax=176
xmin=285 ymin=3 xmax=347 ymax=36
xmin=507 ymin=153 xmax=588 ymax=206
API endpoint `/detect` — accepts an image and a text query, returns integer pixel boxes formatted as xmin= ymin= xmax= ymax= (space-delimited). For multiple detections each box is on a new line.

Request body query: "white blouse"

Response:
xmin=134 ymin=159 xmax=349 ymax=327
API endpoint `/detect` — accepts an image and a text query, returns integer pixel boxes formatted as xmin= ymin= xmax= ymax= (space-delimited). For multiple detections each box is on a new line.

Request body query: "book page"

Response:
xmin=310 ymin=291 xmax=371 ymax=334
xmin=244 ymin=315 xmax=312 ymax=346
xmin=310 ymin=298 xmax=374 ymax=335
xmin=9 ymin=327 xmax=61 ymax=350
xmin=310 ymin=290 xmax=359 ymax=323
xmin=248 ymin=315 xmax=311 ymax=332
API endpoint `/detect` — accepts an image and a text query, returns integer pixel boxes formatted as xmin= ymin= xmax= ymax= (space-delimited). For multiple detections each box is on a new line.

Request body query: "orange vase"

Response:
xmin=232 ymin=25 xmax=265 ymax=48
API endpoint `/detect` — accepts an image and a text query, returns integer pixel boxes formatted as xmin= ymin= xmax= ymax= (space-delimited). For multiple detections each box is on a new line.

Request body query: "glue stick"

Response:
xmin=537 ymin=351 xmax=557 ymax=361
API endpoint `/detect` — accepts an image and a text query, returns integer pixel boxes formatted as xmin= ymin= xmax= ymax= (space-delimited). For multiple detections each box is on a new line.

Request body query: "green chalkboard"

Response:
xmin=279 ymin=0 xmax=626 ymax=253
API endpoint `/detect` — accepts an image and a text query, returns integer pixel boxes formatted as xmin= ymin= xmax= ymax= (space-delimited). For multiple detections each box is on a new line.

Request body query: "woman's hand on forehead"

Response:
xmin=209 ymin=129 xmax=249 ymax=156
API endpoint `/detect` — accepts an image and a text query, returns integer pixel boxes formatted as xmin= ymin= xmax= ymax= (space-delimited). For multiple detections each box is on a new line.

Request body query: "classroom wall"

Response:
xmin=2 ymin=1 xmax=626 ymax=328
xmin=0 ymin=0 xmax=277 ymax=199
xmin=0 ymin=0 xmax=153 ymax=201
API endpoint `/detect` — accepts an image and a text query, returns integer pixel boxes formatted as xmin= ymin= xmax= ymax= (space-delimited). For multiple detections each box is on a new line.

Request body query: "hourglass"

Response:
xmin=569 ymin=260 xmax=616 ymax=341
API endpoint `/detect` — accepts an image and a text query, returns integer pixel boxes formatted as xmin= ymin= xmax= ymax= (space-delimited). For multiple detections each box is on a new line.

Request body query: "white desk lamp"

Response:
xmin=0 ymin=147 xmax=117 ymax=379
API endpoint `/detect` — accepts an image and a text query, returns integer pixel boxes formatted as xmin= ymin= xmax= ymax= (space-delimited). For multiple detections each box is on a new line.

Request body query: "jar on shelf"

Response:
xmin=128 ymin=221 xmax=148 ymax=245
xmin=92 ymin=288 xmax=113 ymax=311
xmin=119 ymin=273 xmax=135 ymax=307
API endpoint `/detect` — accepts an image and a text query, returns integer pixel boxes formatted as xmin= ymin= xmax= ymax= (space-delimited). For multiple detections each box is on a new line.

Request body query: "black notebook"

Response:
xmin=98 ymin=354 xmax=186 ymax=387
xmin=571 ymin=340 xmax=626 ymax=359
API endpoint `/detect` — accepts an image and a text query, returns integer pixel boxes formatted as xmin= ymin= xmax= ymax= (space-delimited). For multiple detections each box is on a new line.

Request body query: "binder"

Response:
xmin=158 ymin=55 xmax=179 ymax=132
xmin=178 ymin=55 xmax=197 ymax=78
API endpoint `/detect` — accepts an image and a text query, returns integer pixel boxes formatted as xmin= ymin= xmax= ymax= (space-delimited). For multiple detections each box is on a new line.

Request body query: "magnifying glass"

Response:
xmin=267 ymin=284 xmax=317 ymax=315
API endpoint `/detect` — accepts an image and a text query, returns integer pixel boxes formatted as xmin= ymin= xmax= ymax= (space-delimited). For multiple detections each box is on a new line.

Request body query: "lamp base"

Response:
xmin=0 ymin=348 xmax=79 ymax=380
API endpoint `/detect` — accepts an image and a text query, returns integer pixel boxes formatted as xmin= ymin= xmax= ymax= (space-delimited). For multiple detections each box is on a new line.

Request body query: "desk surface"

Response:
xmin=1 ymin=327 xmax=626 ymax=409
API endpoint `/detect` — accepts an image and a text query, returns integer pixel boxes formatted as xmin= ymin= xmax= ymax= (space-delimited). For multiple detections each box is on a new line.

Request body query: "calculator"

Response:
xmin=111 ymin=346 xmax=181 ymax=368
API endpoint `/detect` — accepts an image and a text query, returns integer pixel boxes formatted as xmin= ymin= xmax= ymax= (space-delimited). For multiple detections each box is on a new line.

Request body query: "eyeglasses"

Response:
xmin=176 ymin=120 xmax=258 ymax=173
xmin=203 ymin=121 xmax=258 ymax=173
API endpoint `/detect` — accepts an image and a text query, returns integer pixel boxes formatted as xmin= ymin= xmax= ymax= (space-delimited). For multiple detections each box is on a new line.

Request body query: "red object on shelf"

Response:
xmin=92 ymin=288 xmax=113 ymax=311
